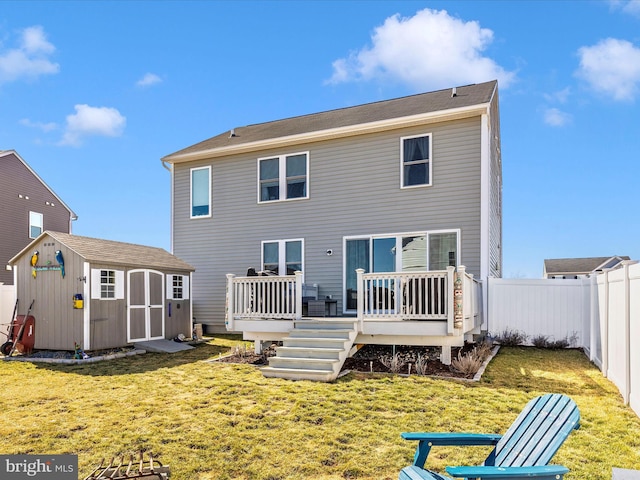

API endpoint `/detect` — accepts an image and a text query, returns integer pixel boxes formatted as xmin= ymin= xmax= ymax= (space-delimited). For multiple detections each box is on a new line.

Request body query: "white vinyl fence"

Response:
xmin=488 ymin=261 xmax=639 ymax=418
xmin=0 ymin=284 xmax=17 ymax=331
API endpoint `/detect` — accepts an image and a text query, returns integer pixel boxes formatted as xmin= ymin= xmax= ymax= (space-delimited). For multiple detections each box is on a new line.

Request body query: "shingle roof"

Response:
xmin=15 ymin=231 xmax=194 ymax=271
xmin=544 ymin=256 xmax=630 ymax=275
xmin=163 ymin=80 xmax=497 ymax=161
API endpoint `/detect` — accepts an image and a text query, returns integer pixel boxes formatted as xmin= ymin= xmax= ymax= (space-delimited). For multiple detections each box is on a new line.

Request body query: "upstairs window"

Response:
xmin=401 ymin=134 xmax=432 ymax=188
xmin=29 ymin=211 xmax=43 ymax=238
xmin=259 ymin=153 xmax=308 ymax=202
xmin=191 ymin=166 xmax=211 ymax=218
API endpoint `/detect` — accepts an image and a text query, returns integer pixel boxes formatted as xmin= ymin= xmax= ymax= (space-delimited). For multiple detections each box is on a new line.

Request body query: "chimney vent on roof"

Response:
xmin=229 ymin=129 xmax=236 ymax=138
xmin=451 ymin=87 xmax=457 ymax=97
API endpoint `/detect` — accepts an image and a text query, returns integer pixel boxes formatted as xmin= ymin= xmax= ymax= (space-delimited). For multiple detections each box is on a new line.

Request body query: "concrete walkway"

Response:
xmin=134 ymin=339 xmax=194 ymax=353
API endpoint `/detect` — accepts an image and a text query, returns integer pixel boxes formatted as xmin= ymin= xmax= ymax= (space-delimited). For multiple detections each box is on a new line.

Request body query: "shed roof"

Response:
xmin=544 ymin=256 xmax=630 ymax=275
xmin=163 ymin=80 xmax=497 ymax=162
xmin=11 ymin=231 xmax=195 ymax=272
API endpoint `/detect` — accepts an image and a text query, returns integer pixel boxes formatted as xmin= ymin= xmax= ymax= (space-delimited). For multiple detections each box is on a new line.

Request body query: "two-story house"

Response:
xmin=163 ymin=81 xmax=501 ymax=380
xmin=1 ymin=150 xmax=77 ymax=285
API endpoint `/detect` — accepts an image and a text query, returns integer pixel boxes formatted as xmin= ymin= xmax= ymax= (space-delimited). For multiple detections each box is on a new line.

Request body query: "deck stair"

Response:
xmin=261 ymin=319 xmax=358 ymax=382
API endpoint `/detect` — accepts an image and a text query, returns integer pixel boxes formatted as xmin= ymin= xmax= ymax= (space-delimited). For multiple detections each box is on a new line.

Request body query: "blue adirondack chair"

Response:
xmin=399 ymin=393 xmax=580 ymax=480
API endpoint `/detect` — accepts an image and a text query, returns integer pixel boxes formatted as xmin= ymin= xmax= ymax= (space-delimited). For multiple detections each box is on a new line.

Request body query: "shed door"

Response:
xmin=128 ymin=269 xmax=165 ymax=342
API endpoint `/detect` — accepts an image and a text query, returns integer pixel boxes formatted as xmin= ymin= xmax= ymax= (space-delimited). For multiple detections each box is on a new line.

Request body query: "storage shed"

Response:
xmin=9 ymin=231 xmax=195 ymax=351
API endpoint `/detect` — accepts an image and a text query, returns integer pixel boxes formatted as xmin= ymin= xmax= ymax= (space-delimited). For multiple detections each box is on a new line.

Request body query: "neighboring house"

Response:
xmin=162 ymin=80 xmax=502 ymax=376
xmin=0 ymin=150 xmax=77 ymax=286
xmin=543 ymin=256 xmax=630 ymax=279
xmin=9 ymin=231 xmax=195 ymax=351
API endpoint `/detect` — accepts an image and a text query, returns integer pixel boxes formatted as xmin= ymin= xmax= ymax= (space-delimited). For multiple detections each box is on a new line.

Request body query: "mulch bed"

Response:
xmin=216 ymin=343 xmax=480 ymax=379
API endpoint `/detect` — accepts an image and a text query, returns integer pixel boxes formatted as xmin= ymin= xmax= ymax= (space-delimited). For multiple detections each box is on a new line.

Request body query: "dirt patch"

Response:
xmin=216 ymin=343 xmax=482 ymax=379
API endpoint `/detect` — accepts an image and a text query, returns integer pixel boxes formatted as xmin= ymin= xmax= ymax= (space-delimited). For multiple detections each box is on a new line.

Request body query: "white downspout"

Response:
xmin=162 ymin=160 xmax=174 ymax=254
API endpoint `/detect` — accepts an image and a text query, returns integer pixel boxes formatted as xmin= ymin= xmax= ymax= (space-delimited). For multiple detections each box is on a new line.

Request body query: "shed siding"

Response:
xmin=173 ymin=117 xmax=482 ymax=330
xmin=0 ymin=153 xmax=72 ymax=285
xmin=14 ymin=238 xmax=84 ymax=350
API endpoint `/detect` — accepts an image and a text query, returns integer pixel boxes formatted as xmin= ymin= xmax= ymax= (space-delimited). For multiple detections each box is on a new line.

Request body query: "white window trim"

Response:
xmin=261 ymin=238 xmax=305 ymax=279
xmin=400 ymin=133 xmax=433 ymax=189
xmin=90 ymin=268 xmax=125 ymax=300
xmin=166 ymin=274 xmax=190 ymax=300
xmin=29 ymin=211 xmax=43 ymax=239
xmin=257 ymin=151 xmax=309 ymax=203
xmin=190 ymin=165 xmax=212 ymax=219
xmin=342 ymin=229 xmax=461 ymax=313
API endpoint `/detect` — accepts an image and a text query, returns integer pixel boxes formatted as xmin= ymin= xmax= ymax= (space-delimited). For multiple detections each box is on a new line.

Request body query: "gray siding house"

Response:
xmin=163 ymin=81 xmax=502 ymax=377
xmin=0 ymin=150 xmax=77 ymax=285
xmin=10 ymin=231 xmax=194 ymax=351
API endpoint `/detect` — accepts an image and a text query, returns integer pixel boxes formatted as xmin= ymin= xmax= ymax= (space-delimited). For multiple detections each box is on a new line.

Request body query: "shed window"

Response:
xmin=167 ymin=274 xmax=190 ymax=300
xmin=91 ymin=269 xmax=125 ymax=300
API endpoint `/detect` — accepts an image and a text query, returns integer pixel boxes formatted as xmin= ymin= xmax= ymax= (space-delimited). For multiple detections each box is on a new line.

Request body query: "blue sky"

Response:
xmin=1 ymin=1 xmax=639 ymax=278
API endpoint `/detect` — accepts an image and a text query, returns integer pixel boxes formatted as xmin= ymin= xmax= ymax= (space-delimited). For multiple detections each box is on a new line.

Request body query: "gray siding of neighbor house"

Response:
xmin=489 ymin=92 xmax=503 ymax=278
xmin=173 ymin=117 xmax=482 ymax=331
xmin=0 ymin=152 xmax=73 ymax=285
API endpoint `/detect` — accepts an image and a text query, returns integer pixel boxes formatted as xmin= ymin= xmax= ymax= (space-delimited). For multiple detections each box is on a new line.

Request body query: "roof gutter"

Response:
xmin=162 ymin=103 xmax=491 ymax=164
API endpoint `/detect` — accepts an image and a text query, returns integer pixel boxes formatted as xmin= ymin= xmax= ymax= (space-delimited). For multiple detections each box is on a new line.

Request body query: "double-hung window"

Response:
xmin=190 ymin=166 xmax=211 ymax=218
xmin=262 ymin=239 xmax=304 ymax=276
xmin=258 ymin=152 xmax=308 ymax=202
xmin=29 ymin=211 xmax=43 ymax=238
xmin=401 ymin=134 xmax=432 ymax=188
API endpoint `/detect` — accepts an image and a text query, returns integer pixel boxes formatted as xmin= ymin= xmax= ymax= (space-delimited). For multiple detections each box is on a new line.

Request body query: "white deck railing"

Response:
xmin=225 ymin=272 xmax=303 ymax=330
xmin=226 ymin=266 xmax=480 ymax=336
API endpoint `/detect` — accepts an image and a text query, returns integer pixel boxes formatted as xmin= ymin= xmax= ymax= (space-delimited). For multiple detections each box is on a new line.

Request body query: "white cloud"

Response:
xmin=0 ymin=25 xmax=59 ymax=84
xmin=610 ymin=0 xmax=640 ymax=17
xmin=326 ymin=8 xmax=516 ymax=90
xmin=576 ymin=38 xmax=640 ymax=101
xmin=543 ymin=87 xmax=571 ymax=104
xmin=544 ymin=108 xmax=572 ymax=127
xmin=59 ymin=104 xmax=126 ymax=147
xmin=19 ymin=118 xmax=58 ymax=132
xmin=136 ymin=72 xmax=162 ymax=87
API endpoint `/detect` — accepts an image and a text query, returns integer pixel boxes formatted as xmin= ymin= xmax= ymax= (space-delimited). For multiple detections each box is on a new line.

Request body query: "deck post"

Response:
xmin=446 ymin=266 xmax=456 ymax=334
xmin=356 ymin=268 xmax=365 ymax=332
xmin=295 ymin=271 xmax=303 ymax=321
xmin=226 ymin=273 xmax=235 ymax=331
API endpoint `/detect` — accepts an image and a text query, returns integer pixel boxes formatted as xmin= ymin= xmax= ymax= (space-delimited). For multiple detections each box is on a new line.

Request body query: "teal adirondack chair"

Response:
xmin=399 ymin=393 xmax=580 ymax=480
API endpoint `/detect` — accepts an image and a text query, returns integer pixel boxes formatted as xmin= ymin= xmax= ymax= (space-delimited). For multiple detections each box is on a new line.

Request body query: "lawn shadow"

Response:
xmin=29 ymin=341 xmax=234 ymax=376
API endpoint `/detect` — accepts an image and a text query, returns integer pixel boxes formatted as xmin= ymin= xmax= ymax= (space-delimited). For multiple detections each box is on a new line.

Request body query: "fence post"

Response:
xmin=295 ymin=271 xmax=303 ymax=321
xmin=589 ymin=273 xmax=598 ymax=364
xmin=356 ymin=268 xmax=364 ymax=332
xmin=622 ymin=261 xmax=633 ymax=405
xmin=225 ymin=273 xmax=235 ymax=331
xmin=601 ymin=270 xmax=609 ymax=378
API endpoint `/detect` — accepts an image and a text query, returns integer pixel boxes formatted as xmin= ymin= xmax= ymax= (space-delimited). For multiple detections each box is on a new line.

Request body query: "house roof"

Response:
xmin=0 ymin=150 xmax=78 ymax=221
xmin=10 ymin=231 xmax=195 ymax=272
xmin=163 ymin=80 xmax=498 ymax=163
xmin=544 ymin=256 xmax=630 ymax=275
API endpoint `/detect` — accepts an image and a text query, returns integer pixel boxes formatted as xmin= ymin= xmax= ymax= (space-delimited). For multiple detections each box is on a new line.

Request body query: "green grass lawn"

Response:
xmin=0 ymin=336 xmax=639 ymax=479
